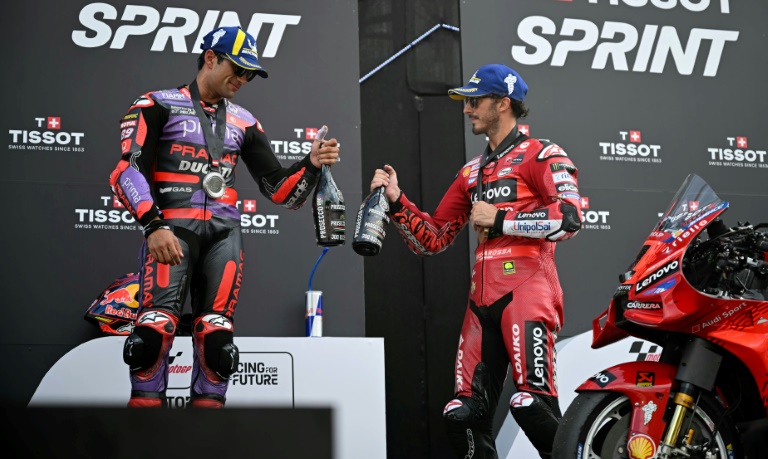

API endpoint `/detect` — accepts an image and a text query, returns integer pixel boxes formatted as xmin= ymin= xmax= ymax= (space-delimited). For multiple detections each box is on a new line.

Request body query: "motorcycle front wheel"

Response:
xmin=552 ymin=391 xmax=741 ymax=459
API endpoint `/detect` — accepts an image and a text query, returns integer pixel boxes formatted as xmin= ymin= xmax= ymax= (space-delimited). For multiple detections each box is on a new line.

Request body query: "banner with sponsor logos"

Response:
xmin=3 ymin=0 xmax=362 ymax=402
xmin=458 ymin=0 xmax=768 ymax=453
xmin=30 ymin=337 xmax=387 ymax=459
xmin=458 ymin=0 xmax=767 ymax=334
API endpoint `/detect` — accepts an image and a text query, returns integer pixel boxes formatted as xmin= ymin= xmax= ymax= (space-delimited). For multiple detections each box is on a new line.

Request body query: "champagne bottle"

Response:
xmin=352 ymin=185 xmax=390 ymax=256
xmin=312 ymin=126 xmax=345 ymax=246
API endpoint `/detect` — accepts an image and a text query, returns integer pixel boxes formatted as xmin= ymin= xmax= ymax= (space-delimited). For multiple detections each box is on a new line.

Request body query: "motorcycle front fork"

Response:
xmin=659 ymin=382 xmax=698 ymax=456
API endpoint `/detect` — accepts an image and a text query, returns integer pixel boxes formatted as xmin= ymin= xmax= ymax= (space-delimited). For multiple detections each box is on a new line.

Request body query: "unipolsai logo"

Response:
xmin=74 ymin=195 xmax=141 ymax=231
xmin=8 ymin=116 xmax=85 ymax=152
xmin=707 ymin=135 xmax=767 ymax=169
xmin=598 ymin=130 xmax=662 ymax=164
xmin=580 ymin=196 xmax=611 ymax=231
xmin=238 ymin=197 xmax=280 ymax=235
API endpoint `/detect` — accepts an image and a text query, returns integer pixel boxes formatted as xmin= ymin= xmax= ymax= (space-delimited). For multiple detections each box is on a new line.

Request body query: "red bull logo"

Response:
xmin=100 ymin=285 xmax=139 ymax=308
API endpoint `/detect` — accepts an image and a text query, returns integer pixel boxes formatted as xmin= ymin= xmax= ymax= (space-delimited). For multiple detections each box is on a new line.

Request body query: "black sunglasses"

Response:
xmin=465 ymin=95 xmax=502 ymax=109
xmin=217 ymin=53 xmax=259 ymax=82
xmin=231 ymin=63 xmax=259 ymax=82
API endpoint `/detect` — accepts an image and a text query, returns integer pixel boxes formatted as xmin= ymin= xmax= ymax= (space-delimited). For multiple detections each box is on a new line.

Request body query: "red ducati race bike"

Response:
xmin=553 ymin=174 xmax=768 ymax=459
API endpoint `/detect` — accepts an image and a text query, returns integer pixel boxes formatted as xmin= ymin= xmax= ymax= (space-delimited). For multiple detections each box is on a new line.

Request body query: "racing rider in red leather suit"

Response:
xmin=369 ymin=64 xmax=581 ymax=458
xmin=109 ymin=26 xmax=339 ymax=408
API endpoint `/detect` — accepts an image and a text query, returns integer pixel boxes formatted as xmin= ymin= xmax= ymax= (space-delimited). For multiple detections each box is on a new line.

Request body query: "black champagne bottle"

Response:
xmin=352 ymin=185 xmax=389 ymax=256
xmin=312 ymin=126 xmax=345 ymax=246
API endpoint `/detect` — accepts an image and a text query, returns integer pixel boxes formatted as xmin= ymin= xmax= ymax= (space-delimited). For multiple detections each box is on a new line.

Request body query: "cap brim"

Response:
xmin=448 ymin=86 xmax=493 ymax=100
xmin=224 ymin=55 xmax=269 ymax=78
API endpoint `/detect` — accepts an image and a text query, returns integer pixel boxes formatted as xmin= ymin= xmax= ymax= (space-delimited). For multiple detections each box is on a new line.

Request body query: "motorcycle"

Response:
xmin=553 ymin=174 xmax=768 ymax=459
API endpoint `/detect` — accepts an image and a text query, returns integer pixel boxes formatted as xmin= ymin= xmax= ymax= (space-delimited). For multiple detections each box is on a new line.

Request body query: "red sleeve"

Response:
xmin=496 ymin=144 xmax=583 ymax=241
xmin=388 ymin=174 xmax=471 ymax=255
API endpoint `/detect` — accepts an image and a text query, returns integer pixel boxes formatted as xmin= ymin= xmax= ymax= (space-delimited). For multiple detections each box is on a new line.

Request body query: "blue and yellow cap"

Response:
xmin=201 ymin=26 xmax=268 ymax=79
xmin=448 ymin=64 xmax=527 ymax=102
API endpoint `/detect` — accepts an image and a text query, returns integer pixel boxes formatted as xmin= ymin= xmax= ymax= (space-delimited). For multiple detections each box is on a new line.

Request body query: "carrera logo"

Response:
xmin=626 ymin=301 xmax=662 ymax=310
xmin=635 ymin=260 xmax=679 ymax=293
xmin=72 ymin=3 xmax=301 ymax=57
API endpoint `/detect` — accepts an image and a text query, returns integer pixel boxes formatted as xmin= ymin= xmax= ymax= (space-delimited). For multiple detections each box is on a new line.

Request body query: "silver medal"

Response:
xmin=202 ymin=171 xmax=227 ymax=198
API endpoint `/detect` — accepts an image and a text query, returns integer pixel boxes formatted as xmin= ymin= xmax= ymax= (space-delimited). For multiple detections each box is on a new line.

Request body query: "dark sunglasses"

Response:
xmin=231 ymin=64 xmax=259 ymax=82
xmin=465 ymin=95 xmax=501 ymax=109
xmin=217 ymin=53 xmax=259 ymax=82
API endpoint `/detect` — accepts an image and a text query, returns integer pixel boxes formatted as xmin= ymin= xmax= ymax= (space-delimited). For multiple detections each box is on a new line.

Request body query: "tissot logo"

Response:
xmin=513 ymin=1 xmax=737 ymax=77
xmin=74 ymin=195 xmax=140 ymax=231
xmin=236 ymin=197 xmax=280 ymax=235
xmin=707 ymin=136 xmax=767 ymax=168
xmin=599 ymin=130 xmax=662 ymax=164
xmin=72 ymin=3 xmax=301 ymax=57
xmin=579 ymin=196 xmax=611 ymax=231
xmin=271 ymin=127 xmax=335 ymax=161
xmin=8 ymin=116 xmax=85 ymax=152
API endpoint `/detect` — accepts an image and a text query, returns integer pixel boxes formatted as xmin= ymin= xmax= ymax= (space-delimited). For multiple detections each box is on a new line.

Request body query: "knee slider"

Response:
xmin=443 ymin=396 xmax=484 ymax=424
xmin=123 ymin=311 xmax=177 ymax=370
xmin=194 ymin=314 xmax=239 ymax=379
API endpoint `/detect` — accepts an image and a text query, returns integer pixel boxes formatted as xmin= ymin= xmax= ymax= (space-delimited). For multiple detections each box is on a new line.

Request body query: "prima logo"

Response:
xmin=72 ymin=3 xmax=300 ymax=57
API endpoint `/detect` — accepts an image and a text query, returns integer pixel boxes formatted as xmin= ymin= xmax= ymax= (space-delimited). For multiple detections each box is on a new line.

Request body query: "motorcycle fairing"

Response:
xmin=576 ymin=361 xmax=678 ymax=447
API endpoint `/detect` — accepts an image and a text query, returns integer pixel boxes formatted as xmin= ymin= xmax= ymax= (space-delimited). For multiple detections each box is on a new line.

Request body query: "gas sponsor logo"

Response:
xmin=8 ymin=116 xmax=86 ymax=152
xmin=74 ymin=195 xmax=141 ymax=231
xmin=511 ymin=1 xmax=737 ymax=77
xmin=707 ymin=136 xmax=767 ymax=168
xmin=599 ymin=130 xmax=662 ymax=164
xmin=580 ymin=196 xmax=611 ymax=230
xmin=237 ymin=197 xmax=280 ymax=235
xmin=72 ymin=3 xmax=300 ymax=58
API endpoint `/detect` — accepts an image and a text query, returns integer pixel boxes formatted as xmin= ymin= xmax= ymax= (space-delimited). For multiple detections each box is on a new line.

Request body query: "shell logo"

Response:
xmin=463 ymin=167 xmax=471 ymax=177
xmin=628 ymin=434 xmax=657 ymax=459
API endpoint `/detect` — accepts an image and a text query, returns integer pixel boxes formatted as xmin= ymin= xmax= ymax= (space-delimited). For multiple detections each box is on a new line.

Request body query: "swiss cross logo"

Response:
xmin=113 ymin=196 xmax=124 ymax=208
xmin=580 ymin=196 xmax=590 ymax=209
xmin=688 ymin=201 xmax=699 ymax=211
xmin=305 ymin=127 xmax=318 ymax=140
xmin=243 ymin=200 xmax=257 ymax=213
xmin=518 ymin=124 xmax=529 ymax=136
xmin=629 ymin=130 xmax=641 ymax=143
xmin=736 ymin=136 xmax=748 ymax=148
xmin=47 ymin=117 xmax=61 ymax=130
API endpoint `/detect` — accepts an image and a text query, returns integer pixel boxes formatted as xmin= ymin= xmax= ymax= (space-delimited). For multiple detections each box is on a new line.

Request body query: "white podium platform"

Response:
xmin=30 ymin=336 xmax=386 ymax=459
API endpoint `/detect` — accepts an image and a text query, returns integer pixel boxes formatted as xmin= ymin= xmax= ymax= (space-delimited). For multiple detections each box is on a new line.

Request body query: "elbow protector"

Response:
xmin=546 ymin=203 xmax=581 ymax=241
